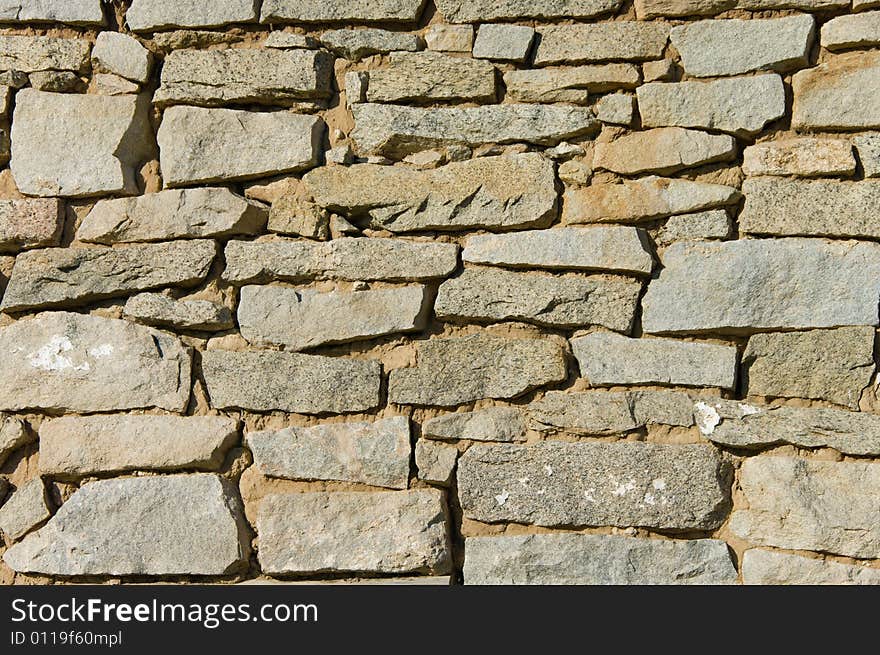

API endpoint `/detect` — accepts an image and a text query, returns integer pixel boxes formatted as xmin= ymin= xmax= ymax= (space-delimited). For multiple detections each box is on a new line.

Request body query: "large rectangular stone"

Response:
xmin=635 ymin=0 xmax=847 ymax=18
xmin=247 ymin=416 xmax=411 ymax=489
xmin=202 ymin=349 xmax=381 ymax=414
xmin=534 ymin=23 xmax=669 ymax=66
xmin=638 ymin=74 xmax=786 ymax=137
xmin=388 ymin=334 xmax=567 ymax=406
xmin=463 ymin=535 xmax=737 ymax=585
xmin=435 ymin=0 xmax=622 ymax=21
xmin=423 ymin=407 xmax=527 ymax=443
xmin=593 ymin=127 xmax=737 ymax=175
xmin=351 ymin=103 xmax=597 ymax=156
xmin=261 ymin=0 xmax=427 ymax=23
xmin=39 ymin=415 xmax=238 ymax=477
xmin=742 ymin=138 xmax=856 ymax=177
xmin=0 ymin=312 xmax=191 ymax=413
xmin=303 ymin=154 xmax=556 ymax=233
xmin=821 ymin=12 xmax=880 ymax=51
xmin=0 ymin=198 xmax=62 ymax=253
xmin=1 ymin=240 xmax=217 ymax=312
xmin=642 ymin=238 xmax=880 ymax=334
xmin=365 ymin=51 xmax=496 ymax=104
xmin=0 ymin=0 xmax=105 ymax=25
xmin=435 ymin=268 xmax=641 ymax=332
xmin=792 ymin=52 xmax=880 ymax=130
xmin=731 ymin=457 xmax=880 ymax=558
xmin=155 ymin=48 xmax=334 ymax=108
xmin=223 ymin=238 xmax=459 ymax=284
xmin=0 ymin=36 xmax=90 ymax=73
xmin=238 ymin=284 xmax=429 ymax=350
xmin=127 ymin=0 xmax=259 ymax=31
xmin=458 ymin=441 xmax=729 ymax=529
xmin=503 ymin=65 xmax=640 ymax=103
xmin=742 ymin=549 xmax=880 ymax=585
xmin=158 ymin=106 xmax=323 ymax=186
xmin=256 ymin=490 xmax=451 ymax=575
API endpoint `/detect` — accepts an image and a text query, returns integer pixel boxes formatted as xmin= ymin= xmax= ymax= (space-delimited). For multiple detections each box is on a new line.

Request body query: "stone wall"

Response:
xmin=0 ymin=0 xmax=879 ymax=586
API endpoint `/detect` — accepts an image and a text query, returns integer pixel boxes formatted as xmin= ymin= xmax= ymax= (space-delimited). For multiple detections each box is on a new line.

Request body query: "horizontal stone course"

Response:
xmin=503 ymin=65 xmax=640 ymax=103
xmin=127 ymin=0 xmax=259 ymax=31
xmin=365 ymin=51 xmax=496 ymax=104
xmin=593 ymin=127 xmax=737 ymax=175
xmin=534 ymin=23 xmax=669 ymax=66
xmin=742 ymin=550 xmax=880 ymax=585
xmin=435 ymin=0 xmax=622 ymax=21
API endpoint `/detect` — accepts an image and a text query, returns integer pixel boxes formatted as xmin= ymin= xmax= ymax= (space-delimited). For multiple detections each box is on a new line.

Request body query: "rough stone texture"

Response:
xmin=77 ymin=188 xmax=267 ymax=244
xmin=256 ymin=490 xmax=451 ymax=575
xmin=742 ymin=327 xmax=874 ymax=408
xmin=731 ymin=457 xmax=880 ymax=558
xmin=202 ymin=349 xmax=381 ymax=414
xmin=366 ymin=51 xmax=496 ymax=104
xmin=0 ymin=478 xmax=50 ymax=541
xmin=127 ymin=0 xmax=259 ymax=31
xmin=39 ymin=415 xmax=238 ymax=476
xmin=422 ymin=408 xmax=527 ymax=443
xmin=671 ymin=15 xmax=814 ymax=78
xmin=388 ymin=334 xmax=568 ymax=406
xmin=821 ymin=12 xmax=880 ymax=51
xmin=458 ymin=441 xmax=729 ymax=529
xmin=642 ymin=238 xmax=880 ymax=334
xmin=636 ymin=0 xmax=847 ymax=18
xmin=563 ymin=177 xmax=740 ymax=224
xmin=158 ymin=106 xmax=323 ymax=186
xmin=742 ymin=138 xmax=856 ymax=177
xmin=464 ymin=535 xmax=737 ymax=585
xmin=593 ymin=128 xmax=737 ymax=175
xmin=656 ymin=210 xmax=732 ymax=246
xmin=0 ymin=414 xmax=31 ymax=467
xmin=11 ymin=90 xmax=152 ymax=197
xmin=123 ymin=293 xmax=234 ymax=331
xmin=435 ymin=0 xmax=623 ymax=21
xmin=92 ymin=32 xmax=151 ymax=84
xmin=504 ymin=65 xmax=640 ymax=104
xmin=247 ymin=417 xmax=411 ymax=489
xmin=268 ymin=184 xmax=329 ymax=239
xmin=264 ymin=32 xmax=318 ymax=50
xmin=0 ymin=198 xmax=62 ymax=253
xmin=436 ymin=268 xmax=641 ymax=332
xmin=0 ymin=35 xmax=90 ymax=73
xmin=3 ymin=474 xmax=248 ymax=576
xmin=461 ymin=226 xmax=653 ymax=275
xmin=155 ymin=48 xmax=333 ymax=107
xmin=792 ymin=52 xmax=880 ymax=130
xmin=638 ymin=74 xmax=786 ymax=137
xmin=742 ymin=549 xmax=880 ymax=585
xmin=223 ymin=237 xmax=458 ymax=284
xmin=260 ymin=0 xmax=427 ymax=23
xmin=303 ymin=154 xmax=556 ymax=233
xmin=572 ymin=332 xmax=738 ymax=389
xmin=472 ymin=24 xmax=534 ymax=63
xmin=534 ymin=23 xmax=669 ymax=66
xmin=695 ymin=399 xmax=880 ymax=455
xmin=854 ymin=133 xmax=880 ymax=177
xmin=0 ymin=0 xmax=105 ymax=25
xmin=351 ymin=103 xmax=597 ymax=156
xmin=424 ymin=24 xmax=473 ymax=52
xmin=595 ymin=93 xmax=635 ymax=126
xmin=238 ymin=284 xmax=429 ymax=350
xmin=1 ymin=240 xmax=217 ymax=312
xmin=415 ymin=439 xmax=457 ymax=485
xmin=320 ymin=28 xmax=420 ymax=60
xmin=0 ymin=312 xmax=191 ymax=413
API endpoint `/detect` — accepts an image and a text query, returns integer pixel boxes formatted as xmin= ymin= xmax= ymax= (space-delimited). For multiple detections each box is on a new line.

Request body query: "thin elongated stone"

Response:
xmin=0 ymin=36 xmax=90 ymax=73
xmin=3 ymin=474 xmax=248 ymax=576
xmin=435 ymin=0 xmax=623 ymax=22
xmin=127 ymin=0 xmax=259 ymax=31
xmin=593 ymin=128 xmax=737 ymax=175
xmin=742 ymin=138 xmax=856 ymax=177
xmin=366 ymin=51 xmax=496 ymax=103
xmin=247 ymin=416 xmax=411 ymax=489
xmin=821 ymin=12 xmax=880 ymax=51
xmin=123 ymin=293 xmax=234 ymax=332
xmin=0 ymin=312 xmax=191 ymax=413
xmin=202 ymin=350 xmax=381 ymax=414
xmin=636 ymin=0 xmax=847 ymax=19
xmin=260 ymin=0 xmax=427 ymax=23
xmin=731 ymin=457 xmax=880 ymax=558
xmin=464 ymin=534 xmax=737 ymax=585
xmin=0 ymin=1 xmax=105 ymax=25
xmin=256 ymin=490 xmax=451 ymax=575
xmin=458 ymin=441 xmax=729 ymax=529
xmin=742 ymin=549 xmax=880 ymax=585
xmin=642 ymin=238 xmax=880 ymax=334
xmin=0 ymin=198 xmax=62 ymax=253
xmin=534 ymin=23 xmax=669 ymax=66
xmin=504 ymin=65 xmax=640 ymax=103
xmin=423 ymin=407 xmax=527 ymax=443
xmin=854 ymin=134 xmax=880 ymax=177
xmin=1 ymin=240 xmax=217 ymax=312
xmin=39 ymin=415 xmax=238 ymax=476
xmin=320 ymin=28 xmax=420 ymax=60
xmin=238 ymin=284 xmax=429 ymax=350
xmin=792 ymin=52 xmax=880 ymax=130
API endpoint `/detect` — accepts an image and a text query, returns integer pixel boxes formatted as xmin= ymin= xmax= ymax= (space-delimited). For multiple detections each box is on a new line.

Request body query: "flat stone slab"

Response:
xmin=423 ymin=407 xmax=527 ymax=443
xmin=365 ymin=51 xmax=496 ymax=104
xmin=435 ymin=0 xmax=622 ymax=21
xmin=0 ymin=35 xmax=90 ymax=72
xmin=155 ymin=48 xmax=334 ymax=108
xmin=77 ymin=188 xmax=266 ymax=244
xmin=0 ymin=0 xmax=105 ymax=25
xmin=742 ymin=327 xmax=874 ymax=408
xmin=435 ymin=268 xmax=641 ymax=332
xmin=92 ymin=32 xmax=151 ymax=84
xmin=4 ymin=474 xmax=248 ymax=576
xmin=793 ymin=51 xmax=880 ymax=130
xmin=247 ymin=416 xmax=410 ymax=489
xmin=303 ymin=154 xmax=556 ymax=233
xmin=593 ymin=127 xmax=737 ymax=175
xmin=11 ymin=90 xmax=152 ymax=197
xmin=415 ymin=440 xmax=457 ymax=485
xmin=855 ymin=133 xmax=880 ymax=178
xmin=1 ymin=240 xmax=217 ymax=312
xmin=742 ymin=138 xmax=856 ymax=177
xmin=533 ymin=23 xmax=669 ymax=65
xmin=39 ymin=415 xmax=238 ymax=476
xmin=821 ymin=12 xmax=880 ymax=52
xmin=223 ymin=237 xmax=459 ymax=284
xmin=642 ymin=238 xmax=880 ymax=334
xmin=742 ymin=549 xmax=880 ymax=585
xmin=158 ymin=106 xmax=323 ymax=186
xmin=572 ymin=332 xmax=738 ymax=389
xmin=504 ymin=65 xmax=640 ymax=103
xmin=351 ymin=103 xmax=597 ymax=156
xmin=638 ymin=74 xmax=786 ymax=137
xmin=0 ymin=198 xmax=63 ymax=253
xmin=123 ymin=293 xmax=233 ymax=331
xmin=257 ymin=490 xmax=451 ymax=575
xmin=260 ymin=0 xmax=427 ymax=23
xmin=671 ymin=15 xmax=814 ymax=77
xmin=464 ymin=534 xmax=737 ymax=584
xmin=388 ymin=334 xmax=568 ymax=406
xmin=731 ymin=456 xmax=880 ymax=558
xmin=238 ymin=284 xmax=429 ymax=350
xmin=462 ymin=226 xmax=653 ymax=275
xmin=127 ymin=0 xmax=259 ymax=31
xmin=0 ymin=312 xmax=191 ymax=413
xmin=656 ymin=209 xmax=732 ymax=246
xmin=0 ymin=478 xmax=50 ymax=541
xmin=320 ymin=28 xmax=420 ymax=61
xmin=636 ymin=0 xmax=847 ymax=18
xmin=202 ymin=349 xmax=381 ymax=414
xmin=458 ymin=441 xmax=729 ymax=529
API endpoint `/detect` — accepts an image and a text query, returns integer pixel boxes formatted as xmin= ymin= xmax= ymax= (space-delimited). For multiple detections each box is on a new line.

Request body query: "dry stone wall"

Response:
xmin=0 ymin=0 xmax=879 ymax=586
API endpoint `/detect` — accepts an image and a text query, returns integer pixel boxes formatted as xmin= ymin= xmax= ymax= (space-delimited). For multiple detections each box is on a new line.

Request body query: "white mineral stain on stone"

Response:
xmin=584 ymin=488 xmax=597 ymax=503
xmin=89 ymin=344 xmax=114 ymax=358
xmin=28 ymin=335 xmax=90 ymax=373
xmin=612 ymin=479 xmax=637 ymax=497
xmin=644 ymin=493 xmax=656 ymax=505
xmin=544 ymin=465 xmax=553 ymax=476
xmin=694 ymin=401 xmax=721 ymax=435
xmin=738 ymin=403 xmax=761 ymax=416
xmin=652 ymin=478 xmax=667 ymax=491
xmin=494 ymin=490 xmax=510 ymax=506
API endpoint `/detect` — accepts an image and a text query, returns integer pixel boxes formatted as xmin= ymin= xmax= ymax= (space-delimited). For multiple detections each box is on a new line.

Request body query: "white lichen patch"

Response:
xmin=694 ymin=401 xmax=721 ymax=436
xmin=494 ymin=490 xmax=510 ymax=506
xmin=28 ymin=335 xmax=90 ymax=373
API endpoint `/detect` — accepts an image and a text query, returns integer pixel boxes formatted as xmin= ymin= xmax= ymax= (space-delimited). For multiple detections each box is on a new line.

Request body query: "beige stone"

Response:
xmin=594 ymin=128 xmax=737 ymax=175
